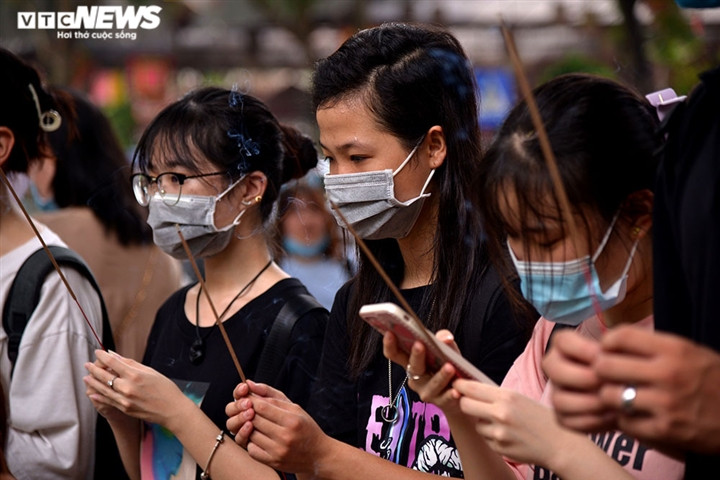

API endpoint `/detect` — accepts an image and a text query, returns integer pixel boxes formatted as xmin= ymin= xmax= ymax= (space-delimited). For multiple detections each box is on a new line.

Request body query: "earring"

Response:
xmin=632 ymin=227 xmax=641 ymax=236
xmin=255 ymin=195 xmax=262 ymax=203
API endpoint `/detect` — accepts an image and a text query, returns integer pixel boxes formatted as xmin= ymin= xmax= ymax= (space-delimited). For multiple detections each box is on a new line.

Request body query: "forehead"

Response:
xmin=497 ymin=183 xmax=563 ymax=232
xmin=316 ymin=96 xmax=396 ymax=152
xmin=145 ymin=135 xmax=214 ymax=173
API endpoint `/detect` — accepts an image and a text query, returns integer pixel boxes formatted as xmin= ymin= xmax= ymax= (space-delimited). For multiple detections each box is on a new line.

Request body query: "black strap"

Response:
xmin=254 ymin=293 xmax=325 ymax=385
xmin=545 ymin=321 xmax=575 ymax=353
xmin=1 ymin=245 xmax=126 ymax=479
xmin=3 ymin=246 xmax=113 ymax=376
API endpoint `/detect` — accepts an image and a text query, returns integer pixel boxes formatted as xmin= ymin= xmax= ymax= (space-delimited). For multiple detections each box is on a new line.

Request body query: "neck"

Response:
xmin=0 ymin=205 xmax=39 ymax=256
xmin=397 ymin=199 xmax=437 ymax=289
xmin=602 ymin=241 xmax=654 ymax=327
xmin=201 ymin=231 xmax=273 ymax=292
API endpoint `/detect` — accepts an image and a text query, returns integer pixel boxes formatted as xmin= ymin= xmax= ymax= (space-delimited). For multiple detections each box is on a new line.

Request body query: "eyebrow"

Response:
xmin=318 ymin=139 xmax=373 ymax=154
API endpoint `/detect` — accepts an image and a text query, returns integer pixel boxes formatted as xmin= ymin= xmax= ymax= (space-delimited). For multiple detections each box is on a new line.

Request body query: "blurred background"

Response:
xmin=1 ymin=0 xmax=718 ymax=151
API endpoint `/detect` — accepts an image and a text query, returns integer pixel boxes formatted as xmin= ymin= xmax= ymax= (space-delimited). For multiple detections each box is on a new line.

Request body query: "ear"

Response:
xmin=0 ymin=127 xmax=16 ymax=168
xmin=238 ymin=171 xmax=268 ymax=205
xmin=624 ymin=189 xmax=653 ymax=240
xmin=424 ymin=125 xmax=446 ymax=169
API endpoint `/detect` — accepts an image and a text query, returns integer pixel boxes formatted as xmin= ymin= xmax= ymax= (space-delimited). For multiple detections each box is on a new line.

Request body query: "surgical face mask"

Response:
xmin=323 ymin=142 xmax=434 ymax=240
xmin=146 ymin=178 xmax=245 ymax=259
xmin=283 ymin=234 xmax=329 ymax=258
xmin=28 ymin=182 xmax=59 ymax=212
xmin=509 ymin=215 xmax=640 ymax=326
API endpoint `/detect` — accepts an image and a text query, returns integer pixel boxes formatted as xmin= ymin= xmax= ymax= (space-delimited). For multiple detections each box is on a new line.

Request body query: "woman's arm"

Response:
xmin=85 ymin=350 xmax=280 ymax=480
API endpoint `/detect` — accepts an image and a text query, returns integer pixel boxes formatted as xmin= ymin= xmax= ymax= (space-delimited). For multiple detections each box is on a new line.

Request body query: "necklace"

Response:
xmin=381 ymin=296 xmax=436 ymax=423
xmin=189 ymin=259 xmax=273 ymax=365
xmin=381 ymin=360 xmax=407 ymax=423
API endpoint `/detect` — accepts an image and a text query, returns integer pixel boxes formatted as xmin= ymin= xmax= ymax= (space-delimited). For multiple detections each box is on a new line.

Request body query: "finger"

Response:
xmin=410 ymin=362 xmax=455 ymax=394
xmin=458 ymin=395 xmax=492 ymax=420
xmin=435 ymin=330 xmax=460 ymax=352
xmin=600 ymin=326 xmax=662 ymax=357
xmin=383 ymin=331 xmax=410 ymax=368
xmin=233 ymin=420 xmax=254 ymax=448
xmin=555 ymin=412 xmax=617 ymax=433
xmin=233 ymin=381 xmax=250 ymax=400
xmin=547 ymin=330 xmax=600 ymax=365
xmin=407 ymin=341 xmax=429 ymax=378
xmin=246 ymin=380 xmax=290 ymax=402
xmin=453 ymin=378 xmax=497 ymax=401
xmin=246 ymin=430 xmax=281 ymax=468
xmin=542 ymin=342 xmax=602 ymax=391
xmin=95 ymin=349 xmax=135 ymax=378
xmin=225 ymin=399 xmax=241 ymax=418
xmin=593 ymin=353 xmax=657 ymax=385
xmin=226 ymin=408 xmax=253 ymax=435
xmin=84 ymin=362 xmax=120 ymax=392
xmin=549 ymin=387 xmax=606 ymax=416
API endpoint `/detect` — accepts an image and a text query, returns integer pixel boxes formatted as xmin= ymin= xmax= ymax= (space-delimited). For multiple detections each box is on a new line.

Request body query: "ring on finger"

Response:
xmin=620 ymin=385 xmax=637 ymax=415
xmin=406 ymin=363 xmax=423 ymax=381
xmin=108 ymin=375 xmax=118 ymax=390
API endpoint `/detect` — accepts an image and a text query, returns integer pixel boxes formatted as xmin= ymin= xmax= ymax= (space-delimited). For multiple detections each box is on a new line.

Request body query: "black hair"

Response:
xmin=313 ymin=22 xmax=493 ymax=377
xmin=132 ymin=86 xmax=318 ymax=221
xmin=0 ymin=48 xmax=55 ymax=173
xmin=478 ymin=73 xmax=662 ymax=310
xmin=45 ymin=87 xmax=151 ymax=246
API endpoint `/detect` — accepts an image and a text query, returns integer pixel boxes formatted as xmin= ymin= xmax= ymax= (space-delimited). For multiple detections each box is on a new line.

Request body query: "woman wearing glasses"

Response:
xmin=83 ymin=87 xmax=328 ymax=480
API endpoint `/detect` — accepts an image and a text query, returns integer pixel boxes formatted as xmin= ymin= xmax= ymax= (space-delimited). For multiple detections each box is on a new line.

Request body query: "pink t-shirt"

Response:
xmin=501 ymin=315 xmax=685 ymax=480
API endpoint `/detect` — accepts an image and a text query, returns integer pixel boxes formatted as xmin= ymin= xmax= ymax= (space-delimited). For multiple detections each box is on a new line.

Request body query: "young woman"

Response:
xmin=225 ymin=22 xmax=535 ymax=479
xmin=83 ymin=87 xmax=328 ymax=480
xmin=386 ymin=74 xmax=685 ymax=479
xmin=274 ymin=175 xmax=352 ymax=310
xmin=0 ymin=48 xmax=103 ymax=479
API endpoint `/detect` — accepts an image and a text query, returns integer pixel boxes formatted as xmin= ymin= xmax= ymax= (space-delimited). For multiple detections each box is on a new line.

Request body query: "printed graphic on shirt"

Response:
xmin=530 ymin=430 xmax=651 ymax=480
xmin=366 ymin=388 xmax=462 ymax=476
xmin=140 ymin=379 xmax=210 ymax=480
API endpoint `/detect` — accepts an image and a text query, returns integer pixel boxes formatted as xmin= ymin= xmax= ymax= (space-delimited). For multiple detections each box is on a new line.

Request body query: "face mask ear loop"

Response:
xmin=216 ymin=174 xmax=246 ymax=201
xmin=591 ymin=211 xmax=621 ymax=263
xmin=392 ymin=141 xmax=423 ymax=177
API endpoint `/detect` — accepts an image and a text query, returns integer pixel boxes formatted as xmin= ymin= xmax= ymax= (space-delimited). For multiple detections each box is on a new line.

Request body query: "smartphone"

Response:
xmin=359 ymin=302 xmax=497 ymax=385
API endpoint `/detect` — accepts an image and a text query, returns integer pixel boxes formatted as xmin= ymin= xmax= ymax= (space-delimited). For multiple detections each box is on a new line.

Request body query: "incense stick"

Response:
xmin=175 ymin=225 xmax=247 ymax=382
xmin=499 ymin=19 xmax=605 ymax=323
xmin=326 ymin=198 xmax=437 ymax=346
xmin=0 ymin=169 xmax=105 ymax=348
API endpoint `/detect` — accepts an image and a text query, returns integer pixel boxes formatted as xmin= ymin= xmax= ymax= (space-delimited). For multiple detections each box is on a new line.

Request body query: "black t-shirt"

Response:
xmin=654 ymin=66 xmax=720 ymax=479
xmin=308 ymin=267 xmax=533 ymax=477
xmin=142 ymin=278 xmax=328 ymax=479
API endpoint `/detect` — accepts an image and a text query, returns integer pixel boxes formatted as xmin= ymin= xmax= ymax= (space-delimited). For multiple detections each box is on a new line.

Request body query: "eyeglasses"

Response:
xmin=131 ymin=170 xmax=229 ymax=206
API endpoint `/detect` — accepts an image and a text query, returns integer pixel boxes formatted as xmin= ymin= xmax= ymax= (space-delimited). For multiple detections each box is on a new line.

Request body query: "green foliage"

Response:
xmin=103 ymin=102 xmax=135 ymax=153
xmin=539 ymin=53 xmax=618 ymax=85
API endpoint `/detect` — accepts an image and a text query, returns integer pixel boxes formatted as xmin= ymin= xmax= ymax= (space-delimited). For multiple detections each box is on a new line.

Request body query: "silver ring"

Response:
xmin=620 ymin=385 xmax=637 ymax=414
xmin=406 ymin=364 xmax=422 ymax=382
xmin=108 ymin=376 xmax=118 ymax=390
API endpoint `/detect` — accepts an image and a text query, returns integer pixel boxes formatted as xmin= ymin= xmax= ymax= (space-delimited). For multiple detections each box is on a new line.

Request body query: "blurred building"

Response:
xmin=2 ymin=0 xmax=718 ymax=145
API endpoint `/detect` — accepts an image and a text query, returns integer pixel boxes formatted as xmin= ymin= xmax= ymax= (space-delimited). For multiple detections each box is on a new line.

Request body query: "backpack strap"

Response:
xmin=2 ymin=245 xmax=114 ymax=377
xmin=254 ymin=293 xmax=325 ymax=385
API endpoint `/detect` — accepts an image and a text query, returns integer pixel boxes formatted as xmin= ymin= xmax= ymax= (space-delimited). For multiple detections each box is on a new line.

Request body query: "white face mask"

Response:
xmin=323 ymin=142 xmax=435 ymax=240
xmin=146 ymin=178 xmax=245 ymax=259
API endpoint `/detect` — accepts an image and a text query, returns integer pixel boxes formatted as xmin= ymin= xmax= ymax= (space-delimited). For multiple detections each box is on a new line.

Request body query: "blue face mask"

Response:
xmin=675 ymin=0 xmax=720 ymax=7
xmin=283 ymin=234 xmax=329 ymax=258
xmin=508 ymin=216 xmax=639 ymax=326
xmin=29 ymin=182 xmax=59 ymax=212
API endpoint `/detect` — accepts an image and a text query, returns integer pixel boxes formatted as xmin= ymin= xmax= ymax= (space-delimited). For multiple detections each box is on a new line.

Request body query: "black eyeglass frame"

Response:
xmin=130 ymin=170 xmax=230 ymax=206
